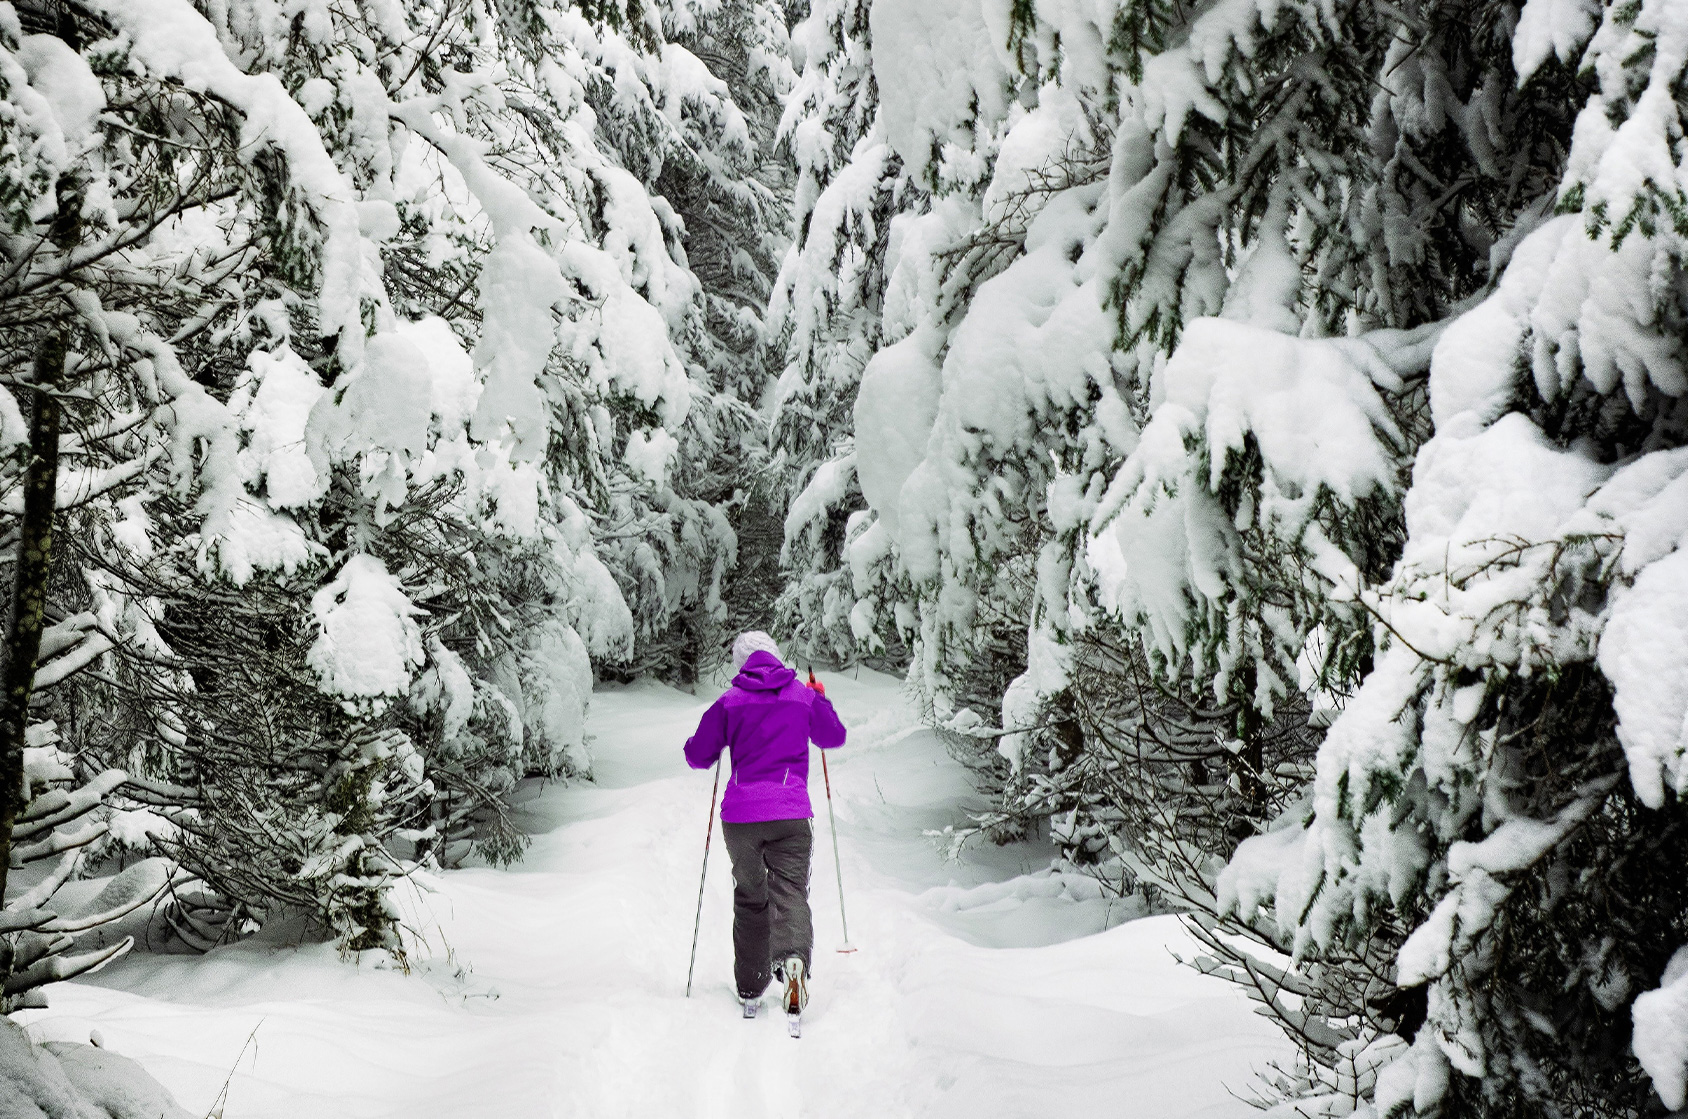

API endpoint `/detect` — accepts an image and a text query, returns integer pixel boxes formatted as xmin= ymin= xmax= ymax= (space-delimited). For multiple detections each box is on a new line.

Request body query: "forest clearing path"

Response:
xmin=20 ymin=670 xmax=1286 ymax=1118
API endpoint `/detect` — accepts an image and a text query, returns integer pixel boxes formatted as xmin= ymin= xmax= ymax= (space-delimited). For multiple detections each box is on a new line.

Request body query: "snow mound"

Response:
xmin=0 ymin=1018 xmax=191 ymax=1119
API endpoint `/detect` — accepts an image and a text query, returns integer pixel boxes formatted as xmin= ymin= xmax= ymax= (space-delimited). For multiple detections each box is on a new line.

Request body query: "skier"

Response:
xmin=684 ymin=631 xmax=846 ymax=1026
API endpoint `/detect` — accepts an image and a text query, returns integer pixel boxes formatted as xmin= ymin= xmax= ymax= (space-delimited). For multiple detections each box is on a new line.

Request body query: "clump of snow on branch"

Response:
xmin=307 ymin=555 xmax=425 ymax=704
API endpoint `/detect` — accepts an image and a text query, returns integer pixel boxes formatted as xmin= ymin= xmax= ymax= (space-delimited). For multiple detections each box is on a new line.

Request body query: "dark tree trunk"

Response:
xmin=0 ymin=334 xmax=64 ymax=907
xmin=1228 ymin=666 xmax=1266 ymax=847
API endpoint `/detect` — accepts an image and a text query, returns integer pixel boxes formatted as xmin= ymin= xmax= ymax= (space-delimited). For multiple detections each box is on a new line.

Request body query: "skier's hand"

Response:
xmin=806 ymin=671 xmax=826 ymax=697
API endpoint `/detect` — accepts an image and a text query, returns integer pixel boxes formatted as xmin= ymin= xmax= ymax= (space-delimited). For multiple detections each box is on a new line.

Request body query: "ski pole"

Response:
xmin=685 ymin=756 xmax=723 ymax=997
xmin=820 ymin=748 xmax=855 ymax=952
xmin=809 ymin=668 xmax=856 ymax=953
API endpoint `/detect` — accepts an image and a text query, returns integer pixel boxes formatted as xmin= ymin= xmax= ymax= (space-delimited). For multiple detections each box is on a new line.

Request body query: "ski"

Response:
xmin=742 ymin=997 xmax=759 ymax=1019
xmin=787 ymin=1012 xmax=801 ymax=1039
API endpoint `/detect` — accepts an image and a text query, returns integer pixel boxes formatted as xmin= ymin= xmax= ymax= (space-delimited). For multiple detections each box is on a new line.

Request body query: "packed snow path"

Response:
xmin=21 ymin=671 xmax=1287 ymax=1117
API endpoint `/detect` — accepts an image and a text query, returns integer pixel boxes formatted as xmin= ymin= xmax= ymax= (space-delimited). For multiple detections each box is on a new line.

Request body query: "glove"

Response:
xmin=806 ymin=670 xmax=826 ymax=697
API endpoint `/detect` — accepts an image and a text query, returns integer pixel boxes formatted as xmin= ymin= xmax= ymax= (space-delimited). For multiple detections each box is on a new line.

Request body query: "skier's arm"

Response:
xmin=809 ymin=693 xmax=846 ymax=750
xmin=684 ymin=699 xmax=728 ymax=768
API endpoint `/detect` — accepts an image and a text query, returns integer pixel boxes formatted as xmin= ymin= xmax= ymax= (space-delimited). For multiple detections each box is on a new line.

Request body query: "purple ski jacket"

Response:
xmin=684 ymin=651 xmax=847 ymax=823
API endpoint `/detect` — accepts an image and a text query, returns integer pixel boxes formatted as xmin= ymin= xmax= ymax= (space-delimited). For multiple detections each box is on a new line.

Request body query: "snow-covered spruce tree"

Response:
xmin=0 ymin=335 xmax=175 ymax=1009
xmin=767 ymin=0 xmax=915 ymax=667
xmin=661 ymin=0 xmax=806 ymax=658
xmin=652 ymin=0 xmax=797 ymax=669
xmin=1 ymin=0 xmax=772 ymax=954
xmin=513 ymin=0 xmax=799 ymax=686
xmin=765 ymin=1 xmax=1685 ymax=1110
xmin=1193 ymin=0 xmax=1688 ymax=1113
xmin=786 ymin=0 xmax=1576 ymax=859
xmin=0 ymin=0 xmax=285 ymax=979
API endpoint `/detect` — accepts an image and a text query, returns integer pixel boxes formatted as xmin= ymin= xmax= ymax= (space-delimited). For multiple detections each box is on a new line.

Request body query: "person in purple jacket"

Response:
xmin=684 ymin=631 xmax=846 ymax=1014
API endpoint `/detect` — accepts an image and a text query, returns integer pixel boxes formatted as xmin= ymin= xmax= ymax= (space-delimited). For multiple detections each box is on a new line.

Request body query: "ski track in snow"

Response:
xmin=19 ymin=670 xmax=1288 ymax=1117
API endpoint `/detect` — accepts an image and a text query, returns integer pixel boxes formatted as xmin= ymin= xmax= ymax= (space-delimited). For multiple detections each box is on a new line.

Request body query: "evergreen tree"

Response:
xmin=0 ymin=0 xmax=791 ymax=967
xmin=765 ymin=0 xmax=1688 ymax=1112
xmin=767 ymin=0 xmax=912 ymax=666
xmin=1213 ymin=0 xmax=1688 ymax=1110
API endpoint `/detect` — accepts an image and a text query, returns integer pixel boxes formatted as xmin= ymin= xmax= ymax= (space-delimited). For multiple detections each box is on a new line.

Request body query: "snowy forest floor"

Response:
xmin=17 ymin=670 xmax=1288 ymax=1117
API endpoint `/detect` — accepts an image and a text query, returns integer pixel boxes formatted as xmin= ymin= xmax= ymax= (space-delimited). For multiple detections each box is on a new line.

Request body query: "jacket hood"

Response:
xmin=733 ymin=650 xmax=796 ymax=691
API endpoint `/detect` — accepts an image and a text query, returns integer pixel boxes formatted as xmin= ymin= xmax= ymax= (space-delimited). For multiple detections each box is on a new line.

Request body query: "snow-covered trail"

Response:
xmin=21 ymin=671 xmax=1288 ymax=1117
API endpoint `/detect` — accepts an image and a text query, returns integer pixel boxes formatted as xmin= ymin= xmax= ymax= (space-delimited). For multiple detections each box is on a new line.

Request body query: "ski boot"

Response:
xmin=780 ymin=955 xmax=807 ymax=1037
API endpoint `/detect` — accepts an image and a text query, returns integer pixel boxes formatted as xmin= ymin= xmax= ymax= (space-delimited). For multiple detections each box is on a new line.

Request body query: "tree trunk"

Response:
xmin=1228 ymin=666 xmax=1266 ymax=848
xmin=0 ymin=335 xmax=64 ymax=907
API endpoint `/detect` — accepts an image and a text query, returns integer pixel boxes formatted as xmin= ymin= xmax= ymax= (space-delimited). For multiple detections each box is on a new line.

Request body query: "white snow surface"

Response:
xmin=19 ymin=671 xmax=1287 ymax=1117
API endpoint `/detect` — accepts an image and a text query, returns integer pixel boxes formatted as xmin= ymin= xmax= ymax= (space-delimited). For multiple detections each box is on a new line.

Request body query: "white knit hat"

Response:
xmin=731 ymin=630 xmax=782 ymax=671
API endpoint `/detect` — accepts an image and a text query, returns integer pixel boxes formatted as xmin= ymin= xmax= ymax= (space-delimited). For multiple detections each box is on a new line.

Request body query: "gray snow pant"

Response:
xmin=721 ymin=818 xmax=813 ymax=999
